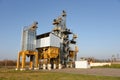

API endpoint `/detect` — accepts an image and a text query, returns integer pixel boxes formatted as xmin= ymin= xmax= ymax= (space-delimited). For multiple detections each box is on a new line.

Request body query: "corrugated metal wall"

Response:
xmin=36 ymin=33 xmax=60 ymax=48
xmin=22 ymin=29 xmax=36 ymax=51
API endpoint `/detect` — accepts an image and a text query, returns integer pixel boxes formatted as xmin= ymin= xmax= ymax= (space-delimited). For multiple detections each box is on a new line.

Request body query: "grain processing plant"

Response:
xmin=16 ymin=11 xmax=79 ymax=70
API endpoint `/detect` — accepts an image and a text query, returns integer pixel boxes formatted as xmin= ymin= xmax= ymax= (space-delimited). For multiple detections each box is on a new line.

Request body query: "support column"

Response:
xmin=35 ymin=52 xmax=39 ymax=70
xmin=21 ymin=53 xmax=26 ymax=70
xmin=43 ymin=59 xmax=46 ymax=70
xmin=47 ymin=58 xmax=51 ymax=70
xmin=29 ymin=55 xmax=33 ymax=70
xmin=16 ymin=52 xmax=21 ymax=70
xmin=58 ymin=53 xmax=62 ymax=69
xmin=53 ymin=60 xmax=56 ymax=69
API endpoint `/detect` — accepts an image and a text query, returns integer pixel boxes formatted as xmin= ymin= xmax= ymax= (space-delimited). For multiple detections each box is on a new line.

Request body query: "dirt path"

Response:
xmin=50 ymin=68 xmax=120 ymax=77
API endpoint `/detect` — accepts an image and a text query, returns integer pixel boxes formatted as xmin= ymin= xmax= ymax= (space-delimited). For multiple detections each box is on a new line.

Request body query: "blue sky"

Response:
xmin=0 ymin=0 xmax=120 ymax=60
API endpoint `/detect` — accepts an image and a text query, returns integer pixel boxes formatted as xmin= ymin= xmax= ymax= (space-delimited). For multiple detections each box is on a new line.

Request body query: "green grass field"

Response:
xmin=0 ymin=68 xmax=120 ymax=80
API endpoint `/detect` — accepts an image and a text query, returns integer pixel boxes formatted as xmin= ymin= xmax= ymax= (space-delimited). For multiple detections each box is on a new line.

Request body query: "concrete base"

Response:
xmin=70 ymin=64 xmax=73 ymax=68
xmin=53 ymin=64 xmax=56 ymax=69
xmin=43 ymin=64 xmax=46 ymax=70
xmin=20 ymin=68 xmax=26 ymax=71
xmin=29 ymin=68 xmax=34 ymax=70
xmin=15 ymin=68 xmax=19 ymax=70
xmin=67 ymin=64 xmax=69 ymax=68
xmin=58 ymin=64 xmax=62 ymax=69
xmin=34 ymin=67 xmax=39 ymax=70
xmin=47 ymin=64 xmax=51 ymax=70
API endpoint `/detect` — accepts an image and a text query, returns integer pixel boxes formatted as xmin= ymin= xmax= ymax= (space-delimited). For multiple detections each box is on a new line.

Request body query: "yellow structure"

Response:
xmin=16 ymin=50 xmax=38 ymax=70
xmin=69 ymin=46 xmax=79 ymax=67
xmin=37 ymin=47 xmax=60 ymax=64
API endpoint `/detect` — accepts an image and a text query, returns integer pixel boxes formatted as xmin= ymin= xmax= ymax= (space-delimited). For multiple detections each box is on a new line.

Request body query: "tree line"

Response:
xmin=0 ymin=60 xmax=17 ymax=66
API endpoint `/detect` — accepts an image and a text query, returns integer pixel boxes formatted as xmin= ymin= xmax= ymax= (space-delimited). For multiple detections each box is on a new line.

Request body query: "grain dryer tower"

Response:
xmin=52 ymin=11 xmax=79 ymax=68
xmin=16 ymin=22 xmax=39 ymax=70
xmin=16 ymin=11 xmax=78 ymax=70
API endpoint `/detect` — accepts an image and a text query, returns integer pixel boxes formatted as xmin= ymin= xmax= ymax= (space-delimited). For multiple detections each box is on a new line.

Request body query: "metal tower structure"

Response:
xmin=52 ymin=10 xmax=78 ymax=67
xmin=16 ymin=22 xmax=39 ymax=70
xmin=16 ymin=11 xmax=78 ymax=70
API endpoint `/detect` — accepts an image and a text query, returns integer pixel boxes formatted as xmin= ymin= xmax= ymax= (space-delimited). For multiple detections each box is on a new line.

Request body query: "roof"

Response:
xmin=36 ymin=32 xmax=51 ymax=39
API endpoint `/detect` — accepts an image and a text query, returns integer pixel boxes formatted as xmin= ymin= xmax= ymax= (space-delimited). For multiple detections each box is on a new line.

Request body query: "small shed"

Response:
xmin=75 ymin=60 xmax=90 ymax=69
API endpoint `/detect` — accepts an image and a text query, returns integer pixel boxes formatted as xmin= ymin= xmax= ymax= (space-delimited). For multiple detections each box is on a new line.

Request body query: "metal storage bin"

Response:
xmin=36 ymin=32 xmax=60 ymax=48
xmin=22 ymin=27 xmax=36 ymax=51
